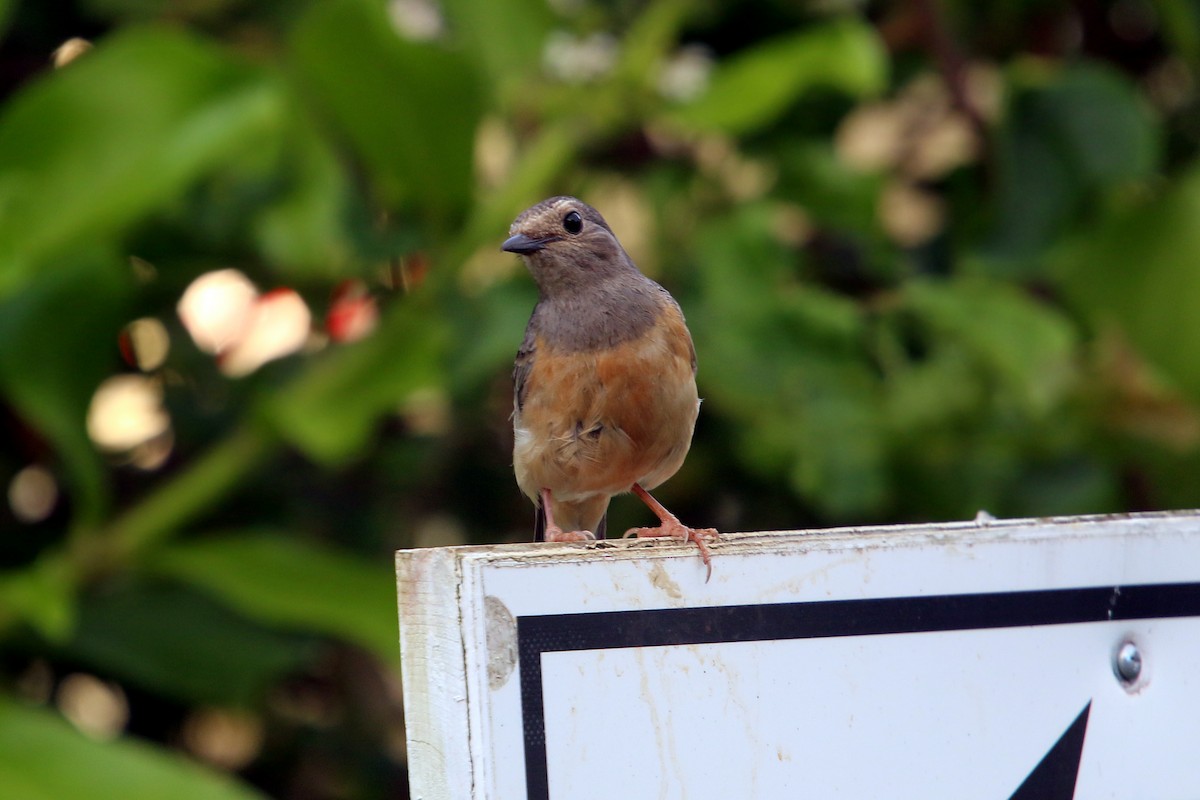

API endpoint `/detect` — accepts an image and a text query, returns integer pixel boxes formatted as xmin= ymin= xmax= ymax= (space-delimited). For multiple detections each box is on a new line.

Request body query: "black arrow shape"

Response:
xmin=1009 ymin=701 xmax=1091 ymax=799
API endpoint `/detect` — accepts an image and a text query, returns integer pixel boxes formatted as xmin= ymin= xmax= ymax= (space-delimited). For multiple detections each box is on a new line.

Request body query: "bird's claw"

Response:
xmin=545 ymin=526 xmax=596 ymax=543
xmin=625 ymin=521 xmax=717 ymax=582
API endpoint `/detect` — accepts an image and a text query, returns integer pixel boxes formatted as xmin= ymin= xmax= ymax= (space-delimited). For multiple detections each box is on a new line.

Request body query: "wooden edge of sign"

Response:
xmin=396 ymin=509 xmax=1200 ymax=571
xmin=396 ymin=546 xmax=474 ymax=800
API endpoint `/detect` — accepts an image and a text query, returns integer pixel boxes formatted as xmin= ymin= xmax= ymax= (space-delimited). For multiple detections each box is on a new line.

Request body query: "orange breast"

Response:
xmin=513 ymin=303 xmax=699 ymax=503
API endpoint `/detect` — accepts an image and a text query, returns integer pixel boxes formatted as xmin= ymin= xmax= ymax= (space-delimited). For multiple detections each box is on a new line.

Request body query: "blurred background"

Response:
xmin=1 ymin=0 xmax=1199 ymax=796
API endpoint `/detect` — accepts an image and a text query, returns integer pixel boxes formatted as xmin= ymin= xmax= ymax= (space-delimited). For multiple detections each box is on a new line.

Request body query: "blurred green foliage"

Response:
xmin=1 ymin=0 xmax=1199 ymax=796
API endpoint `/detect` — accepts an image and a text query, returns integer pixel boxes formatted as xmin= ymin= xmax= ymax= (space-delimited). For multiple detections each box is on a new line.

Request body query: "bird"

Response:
xmin=503 ymin=196 xmax=717 ymax=577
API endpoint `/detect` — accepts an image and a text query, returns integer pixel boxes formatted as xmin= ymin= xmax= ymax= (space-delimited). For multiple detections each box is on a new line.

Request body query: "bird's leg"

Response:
xmin=624 ymin=484 xmax=717 ymax=580
xmin=540 ymin=488 xmax=596 ymax=543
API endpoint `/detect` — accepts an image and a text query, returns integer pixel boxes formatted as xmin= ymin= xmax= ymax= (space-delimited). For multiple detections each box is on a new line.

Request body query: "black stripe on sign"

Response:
xmin=517 ymin=581 xmax=1200 ymax=800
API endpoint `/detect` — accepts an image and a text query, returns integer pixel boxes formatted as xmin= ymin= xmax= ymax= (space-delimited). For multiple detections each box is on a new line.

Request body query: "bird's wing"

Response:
xmin=513 ymin=323 xmax=537 ymax=416
xmin=654 ymin=283 xmax=697 ymax=374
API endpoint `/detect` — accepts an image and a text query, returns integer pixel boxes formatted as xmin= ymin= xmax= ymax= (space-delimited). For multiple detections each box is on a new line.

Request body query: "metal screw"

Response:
xmin=1114 ymin=641 xmax=1142 ymax=684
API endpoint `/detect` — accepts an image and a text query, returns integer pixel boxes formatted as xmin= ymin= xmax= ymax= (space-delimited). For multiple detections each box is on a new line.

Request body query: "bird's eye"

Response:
xmin=563 ymin=210 xmax=583 ymax=235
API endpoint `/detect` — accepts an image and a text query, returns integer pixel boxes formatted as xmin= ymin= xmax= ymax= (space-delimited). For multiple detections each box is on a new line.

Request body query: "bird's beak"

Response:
xmin=501 ymin=233 xmax=558 ymax=254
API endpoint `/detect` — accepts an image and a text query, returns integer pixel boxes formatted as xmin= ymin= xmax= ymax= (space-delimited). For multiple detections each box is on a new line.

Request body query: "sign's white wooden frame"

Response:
xmin=396 ymin=512 xmax=1200 ymax=799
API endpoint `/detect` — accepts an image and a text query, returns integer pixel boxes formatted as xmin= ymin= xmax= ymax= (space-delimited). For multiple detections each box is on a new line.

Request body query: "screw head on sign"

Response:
xmin=1114 ymin=641 xmax=1142 ymax=684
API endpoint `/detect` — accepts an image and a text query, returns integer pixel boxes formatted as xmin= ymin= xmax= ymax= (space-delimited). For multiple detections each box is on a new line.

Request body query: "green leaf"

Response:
xmin=984 ymin=61 xmax=1159 ymax=262
xmin=777 ymin=141 xmax=884 ymax=236
xmin=252 ymin=106 xmax=355 ymax=277
xmin=0 ymin=696 xmax=265 ymax=800
xmin=266 ymin=301 xmax=445 ymax=464
xmin=0 ymin=26 xmax=283 ymax=296
xmin=875 ymin=279 xmax=1088 ymax=520
xmin=148 ymin=532 xmax=398 ymax=664
xmin=692 ymin=206 xmax=886 ymax=517
xmin=447 ymin=278 xmax=537 ymax=391
xmin=785 ymin=356 xmax=885 ymax=517
xmin=667 ymin=19 xmax=887 ymax=134
xmin=616 ymin=0 xmax=695 ymax=86
xmin=1041 ymin=66 xmax=1158 ymax=186
xmin=1054 ymin=165 xmax=1200 ymax=402
xmin=66 ymin=583 xmax=314 ymax=706
xmin=0 ymin=554 xmax=77 ymax=642
xmin=902 ymin=278 xmax=1077 ymax=417
xmin=290 ymin=0 xmax=484 ymax=223
xmin=985 ymin=121 xmax=1075 ymax=259
xmin=441 ymin=0 xmax=553 ymax=86
xmin=882 ymin=344 xmax=983 ymax=433
xmin=0 ymin=254 xmax=129 ymax=524
xmin=1154 ymin=0 xmax=1200 ymax=64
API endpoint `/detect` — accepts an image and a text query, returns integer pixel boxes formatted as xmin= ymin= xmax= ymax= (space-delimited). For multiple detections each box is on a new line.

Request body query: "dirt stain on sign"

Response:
xmin=647 ymin=560 xmax=683 ymax=600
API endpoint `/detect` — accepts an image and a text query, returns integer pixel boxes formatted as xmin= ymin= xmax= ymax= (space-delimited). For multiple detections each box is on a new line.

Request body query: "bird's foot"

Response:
xmin=538 ymin=488 xmax=597 ymax=543
xmin=625 ymin=519 xmax=717 ymax=581
xmin=545 ymin=526 xmax=596 ymax=543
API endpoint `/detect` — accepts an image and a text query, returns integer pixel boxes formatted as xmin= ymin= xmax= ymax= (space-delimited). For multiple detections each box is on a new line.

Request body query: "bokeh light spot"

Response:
xmin=57 ymin=674 xmax=128 ymax=741
xmin=8 ymin=465 xmax=58 ymax=523
xmin=86 ymin=375 xmax=171 ymax=452
xmin=181 ymin=709 xmax=264 ymax=770
xmin=177 ymin=269 xmax=258 ymax=355
xmin=219 ymin=288 xmax=313 ymax=377
xmin=123 ymin=317 xmax=170 ymax=372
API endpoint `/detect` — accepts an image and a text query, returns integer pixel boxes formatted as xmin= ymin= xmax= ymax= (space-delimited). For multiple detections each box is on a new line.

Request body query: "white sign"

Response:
xmin=396 ymin=512 xmax=1200 ymax=799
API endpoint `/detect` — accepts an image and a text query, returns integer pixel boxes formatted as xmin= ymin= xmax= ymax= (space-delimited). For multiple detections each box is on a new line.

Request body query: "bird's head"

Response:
xmin=502 ymin=196 xmax=633 ymax=296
